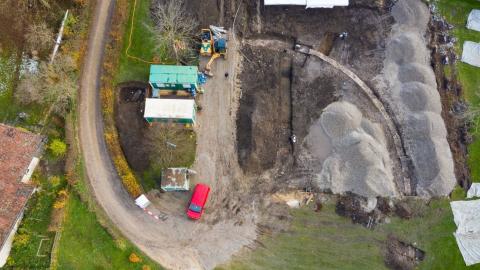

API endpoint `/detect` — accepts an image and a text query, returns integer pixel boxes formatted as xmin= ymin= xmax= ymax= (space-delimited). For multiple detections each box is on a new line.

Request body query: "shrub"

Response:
xmin=49 ymin=139 xmax=67 ymax=157
xmin=129 ymin=252 xmax=142 ymax=263
xmin=13 ymin=233 xmax=30 ymax=247
xmin=49 ymin=176 xmax=62 ymax=188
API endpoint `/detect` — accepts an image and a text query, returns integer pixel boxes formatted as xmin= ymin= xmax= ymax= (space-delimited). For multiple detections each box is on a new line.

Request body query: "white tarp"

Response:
xmin=135 ymin=194 xmax=151 ymax=209
xmin=451 ymin=200 xmax=480 ymax=266
xmin=144 ymin=98 xmax=195 ymax=120
xmin=264 ymin=0 xmax=349 ymax=8
xmin=264 ymin=0 xmax=305 ymax=5
xmin=468 ymin=183 xmax=480 ymax=198
xmin=306 ymin=0 xmax=348 ymax=8
xmin=461 ymin=41 xmax=480 ymax=67
xmin=467 ymin=10 xmax=480 ymax=32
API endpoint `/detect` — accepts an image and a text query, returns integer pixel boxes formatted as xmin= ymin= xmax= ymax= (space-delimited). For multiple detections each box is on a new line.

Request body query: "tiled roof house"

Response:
xmin=0 ymin=124 xmax=43 ymax=267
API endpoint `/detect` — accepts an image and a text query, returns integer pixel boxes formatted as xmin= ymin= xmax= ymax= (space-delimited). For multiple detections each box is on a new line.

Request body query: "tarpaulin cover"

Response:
xmin=461 ymin=41 xmax=480 ymax=67
xmin=467 ymin=10 xmax=480 ymax=32
xmin=264 ymin=0 xmax=348 ymax=8
xmin=468 ymin=183 xmax=480 ymax=199
xmin=451 ymin=200 xmax=480 ymax=266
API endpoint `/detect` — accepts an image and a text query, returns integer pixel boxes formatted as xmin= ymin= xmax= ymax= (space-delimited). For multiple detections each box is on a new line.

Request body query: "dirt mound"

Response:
xmin=399 ymin=82 xmax=442 ymax=113
xmin=312 ymin=101 xmax=398 ymax=198
xmin=385 ymin=235 xmax=425 ymax=270
xmin=397 ymin=63 xmax=437 ymax=87
xmin=335 ymin=194 xmax=393 ymax=228
xmin=377 ymin=0 xmax=456 ymax=197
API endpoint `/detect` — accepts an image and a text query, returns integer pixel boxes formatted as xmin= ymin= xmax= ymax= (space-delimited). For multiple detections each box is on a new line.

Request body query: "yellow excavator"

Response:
xmin=204 ymin=38 xmax=227 ymax=76
xmin=200 ymin=29 xmax=214 ymax=56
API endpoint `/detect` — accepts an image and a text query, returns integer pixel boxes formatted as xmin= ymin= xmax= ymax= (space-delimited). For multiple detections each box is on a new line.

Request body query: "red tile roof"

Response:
xmin=0 ymin=124 xmax=42 ymax=247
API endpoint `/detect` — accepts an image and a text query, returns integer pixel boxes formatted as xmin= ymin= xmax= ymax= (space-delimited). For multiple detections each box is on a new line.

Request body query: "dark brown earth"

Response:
xmin=385 ymin=235 xmax=425 ymax=270
xmin=429 ymin=16 xmax=471 ymax=190
xmin=234 ymin=1 xmax=395 ymax=189
xmin=114 ymin=82 xmax=150 ymax=172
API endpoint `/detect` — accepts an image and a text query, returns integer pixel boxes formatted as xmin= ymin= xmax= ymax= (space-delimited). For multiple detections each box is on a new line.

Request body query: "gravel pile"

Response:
xmin=380 ymin=0 xmax=455 ymax=197
xmin=306 ymin=101 xmax=398 ymax=198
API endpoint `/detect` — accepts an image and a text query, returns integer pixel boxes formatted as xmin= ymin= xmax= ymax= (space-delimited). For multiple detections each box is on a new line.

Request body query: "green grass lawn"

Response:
xmin=435 ymin=0 xmax=480 ymax=181
xmin=56 ymin=194 xmax=162 ymax=270
xmin=116 ymin=0 xmax=158 ymax=83
xmin=218 ymin=199 xmax=477 ymax=270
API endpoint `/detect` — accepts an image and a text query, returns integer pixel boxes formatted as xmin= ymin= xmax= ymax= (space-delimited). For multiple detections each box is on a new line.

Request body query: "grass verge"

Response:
xmin=56 ymin=194 xmax=161 ymax=270
xmin=435 ymin=0 xmax=480 ymax=181
xmin=218 ymin=199 xmax=477 ymax=270
xmin=116 ymin=0 xmax=158 ymax=83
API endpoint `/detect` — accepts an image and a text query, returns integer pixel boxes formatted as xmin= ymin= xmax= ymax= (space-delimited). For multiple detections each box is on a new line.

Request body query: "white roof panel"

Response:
xmin=306 ymin=0 xmax=348 ymax=8
xmin=461 ymin=41 xmax=480 ymax=68
xmin=264 ymin=0 xmax=306 ymax=5
xmin=467 ymin=10 xmax=480 ymax=32
xmin=264 ymin=0 xmax=348 ymax=8
xmin=451 ymin=200 xmax=480 ymax=266
xmin=144 ymin=98 xmax=195 ymax=120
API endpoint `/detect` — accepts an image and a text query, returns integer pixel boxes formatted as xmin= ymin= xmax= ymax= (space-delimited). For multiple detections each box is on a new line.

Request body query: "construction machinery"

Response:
xmin=200 ymin=29 xmax=214 ymax=56
xmin=204 ymin=28 xmax=228 ymax=77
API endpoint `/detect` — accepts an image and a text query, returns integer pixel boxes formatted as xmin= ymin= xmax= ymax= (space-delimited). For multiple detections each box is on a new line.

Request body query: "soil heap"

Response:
xmin=306 ymin=101 xmax=398 ymax=197
xmin=376 ymin=0 xmax=456 ymax=197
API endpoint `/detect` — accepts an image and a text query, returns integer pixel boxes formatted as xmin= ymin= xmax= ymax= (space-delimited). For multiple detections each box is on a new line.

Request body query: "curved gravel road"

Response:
xmin=78 ymin=1 xmax=256 ymax=269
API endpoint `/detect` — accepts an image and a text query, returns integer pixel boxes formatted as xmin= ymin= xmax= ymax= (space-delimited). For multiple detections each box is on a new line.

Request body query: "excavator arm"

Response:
xmin=204 ymin=53 xmax=221 ymax=76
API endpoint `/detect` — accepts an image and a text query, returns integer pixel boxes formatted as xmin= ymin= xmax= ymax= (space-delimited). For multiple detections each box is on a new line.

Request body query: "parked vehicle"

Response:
xmin=187 ymin=183 xmax=211 ymax=220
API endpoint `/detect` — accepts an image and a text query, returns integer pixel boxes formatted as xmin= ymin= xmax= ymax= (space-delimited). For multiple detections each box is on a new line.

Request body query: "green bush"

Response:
xmin=48 ymin=139 xmax=67 ymax=157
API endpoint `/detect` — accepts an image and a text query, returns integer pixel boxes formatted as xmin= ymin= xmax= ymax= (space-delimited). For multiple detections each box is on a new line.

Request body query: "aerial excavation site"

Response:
xmin=1 ymin=0 xmax=480 ymax=269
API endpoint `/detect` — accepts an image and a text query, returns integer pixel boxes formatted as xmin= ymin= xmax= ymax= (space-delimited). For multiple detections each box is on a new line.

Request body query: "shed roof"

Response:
xmin=0 ymin=124 xmax=42 ymax=247
xmin=149 ymin=65 xmax=198 ymax=85
xmin=144 ymin=98 xmax=195 ymax=120
xmin=161 ymin=168 xmax=190 ymax=191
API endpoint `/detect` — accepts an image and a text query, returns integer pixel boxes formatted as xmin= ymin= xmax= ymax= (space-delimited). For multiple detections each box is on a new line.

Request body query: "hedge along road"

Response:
xmin=78 ymin=1 xmax=256 ymax=269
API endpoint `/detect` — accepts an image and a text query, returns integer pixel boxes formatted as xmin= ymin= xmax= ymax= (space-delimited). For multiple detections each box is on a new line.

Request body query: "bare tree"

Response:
xmin=146 ymin=125 xmax=196 ymax=169
xmin=25 ymin=22 xmax=54 ymax=53
xmin=15 ymin=72 xmax=42 ymax=104
xmin=150 ymin=0 xmax=197 ymax=63
xmin=15 ymin=54 xmax=77 ymax=115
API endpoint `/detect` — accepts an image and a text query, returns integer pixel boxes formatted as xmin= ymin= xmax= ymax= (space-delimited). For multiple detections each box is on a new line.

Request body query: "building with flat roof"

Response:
xmin=0 ymin=124 xmax=43 ymax=267
xmin=149 ymin=65 xmax=199 ymax=98
xmin=144 ymin=98 xmax=196 ymax=124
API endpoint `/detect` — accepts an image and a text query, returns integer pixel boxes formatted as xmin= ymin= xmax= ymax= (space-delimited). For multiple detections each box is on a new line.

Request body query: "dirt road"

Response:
xmin=78 ymin=1 xmax=255 ymax=269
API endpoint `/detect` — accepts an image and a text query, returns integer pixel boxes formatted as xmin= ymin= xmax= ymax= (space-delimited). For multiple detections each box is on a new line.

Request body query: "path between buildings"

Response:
xmin=78 ymin=1 xmax=255 ymax=269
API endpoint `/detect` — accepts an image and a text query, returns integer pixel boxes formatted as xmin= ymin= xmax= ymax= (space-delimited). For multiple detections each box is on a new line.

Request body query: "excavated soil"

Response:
xmin=115 ymin=82 xmax=150 ymax=173
xmin=235 ymin=0 xmax=399 ymax=192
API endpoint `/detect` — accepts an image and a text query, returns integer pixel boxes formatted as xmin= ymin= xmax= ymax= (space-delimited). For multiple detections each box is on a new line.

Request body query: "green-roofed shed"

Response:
xmin=149 ymin=65 xmax=199 ymax=97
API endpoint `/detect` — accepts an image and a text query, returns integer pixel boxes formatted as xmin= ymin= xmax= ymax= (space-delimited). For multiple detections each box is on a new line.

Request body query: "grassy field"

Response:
xmin=56 ymin=194 xmax=162 ymax=270
xmin=116 ymin=0 xmax=158 ymax=83
xmin=218 ymin=198 xmax=478 ymax=270
xmin=435 ymin=0 xmax=480 ymax=181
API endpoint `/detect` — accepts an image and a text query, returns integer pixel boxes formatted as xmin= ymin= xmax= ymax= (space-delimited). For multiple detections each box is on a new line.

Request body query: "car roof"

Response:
xmin=191 ymin=183 xmax=210 ymax=205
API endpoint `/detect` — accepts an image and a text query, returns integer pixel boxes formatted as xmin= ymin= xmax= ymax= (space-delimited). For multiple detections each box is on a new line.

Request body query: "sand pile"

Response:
xmin=305 ymin=101 xmax=398 ymax=198
xmin=378 ymin=0 xmax=455 ymax=197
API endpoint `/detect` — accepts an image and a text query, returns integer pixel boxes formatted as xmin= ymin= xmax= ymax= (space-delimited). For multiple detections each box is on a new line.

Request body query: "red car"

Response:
xmin=187 ymin=183 xmax=211 ymax=220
